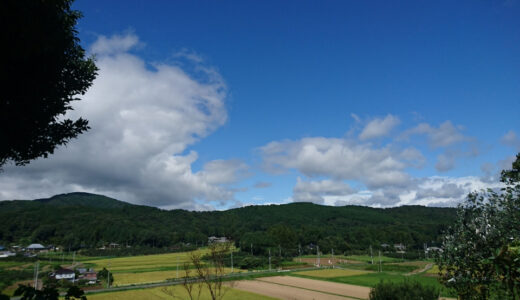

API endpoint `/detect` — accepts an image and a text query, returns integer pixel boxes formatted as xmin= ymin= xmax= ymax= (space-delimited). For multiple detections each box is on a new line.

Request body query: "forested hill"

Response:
xmin=0 ymin=192 xmax=457 ymax=253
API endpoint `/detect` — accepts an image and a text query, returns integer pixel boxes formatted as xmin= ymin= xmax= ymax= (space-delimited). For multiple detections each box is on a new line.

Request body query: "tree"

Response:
xmin=14 ymin=284 xmax=59 ymax=300
xmin=64 ymin=286 xmax=87 ymax=300
xmin=1 ymin=0 xmax=97 ymax=168
xmin=162 ymin=243 xmax=235 ymax=300
xmin=436 ymin=153 xmax=520 ymax=299
xmin=96 ymin=268 xmax=113 ymax=287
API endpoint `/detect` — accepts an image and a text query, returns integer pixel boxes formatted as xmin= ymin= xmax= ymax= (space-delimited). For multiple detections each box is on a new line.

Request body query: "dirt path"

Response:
xmin=405 ymin=263 xmax=433 ymax=276
xmin=231 ymin=279 xmax=358 ymax=300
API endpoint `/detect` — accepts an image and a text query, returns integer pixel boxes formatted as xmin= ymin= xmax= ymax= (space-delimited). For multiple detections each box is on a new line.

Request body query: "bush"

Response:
xmin=369 ymin=280 xmax=439 ymax=300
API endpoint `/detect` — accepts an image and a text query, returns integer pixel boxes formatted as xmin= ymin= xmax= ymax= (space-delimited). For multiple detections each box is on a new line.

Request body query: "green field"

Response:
xmin=300 ymin=254 xmax=400 ymax=263
xmin=87 ymin=285 xmax=276 ymax=300
xmin=292 ymin=268 xmax=456 ymax=297
xmin=293 ymin=268 xmax=371 ymax=278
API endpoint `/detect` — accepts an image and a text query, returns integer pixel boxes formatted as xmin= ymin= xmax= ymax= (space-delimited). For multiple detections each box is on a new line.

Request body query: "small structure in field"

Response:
xmin=51 ymin=268 xmax=76 ymax=281
xmin=26 ymin=243 xmax=47 ymax=252
xmin=208 ymin=236 xmax=228 ymax=244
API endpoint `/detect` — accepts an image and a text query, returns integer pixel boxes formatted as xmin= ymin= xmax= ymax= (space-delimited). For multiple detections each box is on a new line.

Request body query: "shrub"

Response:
xmin=369 ymin=280 xmax=439 ymax=300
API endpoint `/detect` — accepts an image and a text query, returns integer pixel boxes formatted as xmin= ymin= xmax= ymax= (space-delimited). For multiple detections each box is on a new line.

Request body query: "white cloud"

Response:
xmin=359 ymin=114 xmax=400 ymax=140
xmin=0 ymin=34 xmax=246 ymax=210
xmin=435 ymin=153 xmax=456 ymax=172
xmin=401 ymin=121 xmax=469 ymax=148
xmin=501 ymin=130 xmax=520 ymax=150
xmin=261 ymin=137 xmax=422 ymax=188
xmin=292 ymin=177 xmax=355 ymax=204
xmin=90 ymin=33 xmax=141 ymax=55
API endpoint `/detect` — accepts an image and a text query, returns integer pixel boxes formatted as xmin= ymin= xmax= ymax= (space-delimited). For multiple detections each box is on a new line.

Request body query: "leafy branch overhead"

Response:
xmin=1 ymin=0 xmax=97 ymax=168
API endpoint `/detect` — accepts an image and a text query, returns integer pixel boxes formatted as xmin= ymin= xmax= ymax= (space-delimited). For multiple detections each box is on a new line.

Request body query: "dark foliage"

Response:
xmin=97 ymin=268 xmax=113 ymax=286
xmin=0 ymin=0 xmax=97 ymax=168
xmin=0 ymin=269 xmax=34 ymax=292
xmin=14 ymin=284 xmax=59 ymax=300
xmin=369 ymin=280 xmax=439 ymax=300
xmin=64 ymin=286 xmax=86 ymax=300
xmin=0 ymin=192 xmax=456 ymax=253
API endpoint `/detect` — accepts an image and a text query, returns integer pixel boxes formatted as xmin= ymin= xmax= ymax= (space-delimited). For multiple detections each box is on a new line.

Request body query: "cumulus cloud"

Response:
xmin=359 ymin=114 xmax=400 ymax=140
xmin=501 ymin=130 xmax=520 ymax=150
xmin=0 ymin=33 xmax=246 ymax=209
xmin=401 ymin=121 xmax=469 ymax=148
xmin=261 ymin=137 xmax=423 ymax=189
xmin=355 ymin=176 xmax=503 ymax=208
xmin=292 ymin=177 xmax=355 ymax=204
xmin=435 ymin=153 xmax=456 ymax=172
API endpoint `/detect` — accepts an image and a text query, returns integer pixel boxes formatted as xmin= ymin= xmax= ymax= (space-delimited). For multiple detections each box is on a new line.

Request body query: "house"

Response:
xmin=109 ymin=242 xmax=120 ymax=249
xmin=426 ymin=246 xmax=443 ymax=253
xmin=394 ymin=243 xmax=406 ymax=252
xmin=52 ymin=268 xmax=75 ymax=281
xmin=381 ymin=243 xmax=390 ymax=249
xmin=208 ymin=236 xmax=228 ymax=244
xmin=26 ymin=243 xmax=47 ymax=252
xmin=0 ymin=251 xmax=16 ymax=258
xmin=82 ymin=272 xmax=98 ymax=284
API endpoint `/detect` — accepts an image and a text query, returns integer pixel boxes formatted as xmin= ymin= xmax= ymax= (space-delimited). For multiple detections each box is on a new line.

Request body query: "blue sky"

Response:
xmin=1 ymin=0 xmax=519 ymax=209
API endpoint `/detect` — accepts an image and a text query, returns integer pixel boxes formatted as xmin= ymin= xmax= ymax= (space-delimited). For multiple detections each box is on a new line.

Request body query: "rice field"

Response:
xmin=88 ymin=248 xmax=210 ymax=273
xmin=87 ymin=285 xmax=276 ymax=300
xmin=113 ymin=267 xmax=245 ymax=286
xmin=293 ymin=268 xmax=371 ymax=278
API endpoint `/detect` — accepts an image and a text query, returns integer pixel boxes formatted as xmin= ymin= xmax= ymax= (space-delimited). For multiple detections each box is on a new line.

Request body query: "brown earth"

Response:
xmin=231 ymin=279 xmax=357 ymax=300
xmin=259 ymin=276 xmax=370 ymax=299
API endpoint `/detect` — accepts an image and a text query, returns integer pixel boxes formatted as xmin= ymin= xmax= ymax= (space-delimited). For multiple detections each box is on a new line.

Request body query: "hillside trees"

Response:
xmin=436 ymin=153 xmax=520 ymax=299
xmin=1 ymin=0 xmax=97 ymax=168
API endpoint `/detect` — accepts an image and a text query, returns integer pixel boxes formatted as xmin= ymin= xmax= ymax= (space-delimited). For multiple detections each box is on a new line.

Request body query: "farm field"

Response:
xmin=232 ymin=276 xmax=370 ymax=300
xmin=113 ymin=267 xmax=245 ymax=286
xmin=88 ymin=249 xmax=210 ymax=273
xmin=294 ymin=268 xmax=456 ymax=298
xmin=87 ymin=285 xmax=277 ymax=300
xmin=293 ymin=268 xmax=371 ymax=278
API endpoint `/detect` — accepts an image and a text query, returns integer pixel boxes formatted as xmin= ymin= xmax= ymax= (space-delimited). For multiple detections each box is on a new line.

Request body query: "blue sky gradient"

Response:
xmin=1 ymin=1 xmax=518 ymax=209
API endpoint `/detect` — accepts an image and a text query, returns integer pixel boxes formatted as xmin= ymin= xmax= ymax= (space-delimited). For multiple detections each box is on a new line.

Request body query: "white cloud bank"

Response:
xmin=0 ymin=33 xmax=245 ymax=209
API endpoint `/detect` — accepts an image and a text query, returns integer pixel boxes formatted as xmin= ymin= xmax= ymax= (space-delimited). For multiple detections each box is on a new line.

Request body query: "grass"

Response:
xmin=86 ymin=285 xmax=277 ymax=300
xmin=293 ymin=268 xmax=371 ymax=278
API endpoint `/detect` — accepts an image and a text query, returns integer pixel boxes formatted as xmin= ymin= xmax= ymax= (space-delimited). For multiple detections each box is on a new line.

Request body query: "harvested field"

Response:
xmin=294 ymin=268 xmax=371 ymax=278
xmin=260 ymin=276 xmax=371 ymax=299
xmin=232 ymin=280 xmax=356 ymax=300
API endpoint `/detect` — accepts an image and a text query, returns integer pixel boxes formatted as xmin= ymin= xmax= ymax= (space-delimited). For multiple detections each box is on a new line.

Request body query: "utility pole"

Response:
xmin=269 ymin=249 xmax=271 ymax=271
xmin=107 ymin=263 xmax=111 ymax=289
xmin=176 ymin=256 xmax=179 ymax=279
xmin=378 ymin=251 xmax=382 ymax=273
xmin=298 ymin=244 xmax=301 ymax=263
xmin=317 ymin=246 xmax=320 ymax=267
xmin=34 ymin=261 xmax=39 ymax=290
xmin=250 ymin=243 xmax=253 ymax=255
xmin=331 ymin=248 xmax=334 ymax=268
xmin=73 ymin=251 xmax=76 ymax=265
xmin=370 ymin=245 xmax=374 ymax=265
xmin=231 ymin=251 xmax=234 ymax=273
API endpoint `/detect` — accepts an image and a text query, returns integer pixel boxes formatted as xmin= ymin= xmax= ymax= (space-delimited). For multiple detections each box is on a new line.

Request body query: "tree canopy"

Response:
xmin=436 ymin=153 xmax=520 ymax=299
xmin=0 ymin=0 xmax=97 ymax=168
